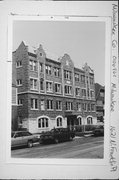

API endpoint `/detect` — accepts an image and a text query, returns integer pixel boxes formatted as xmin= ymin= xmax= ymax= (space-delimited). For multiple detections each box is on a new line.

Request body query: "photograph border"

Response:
xmin=7 ymin=15 xmax=111 ymax=166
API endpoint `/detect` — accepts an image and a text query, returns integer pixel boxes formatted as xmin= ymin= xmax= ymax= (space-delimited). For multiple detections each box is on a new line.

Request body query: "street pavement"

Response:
xmin=11 ymin=136 xmax=104 ymax=159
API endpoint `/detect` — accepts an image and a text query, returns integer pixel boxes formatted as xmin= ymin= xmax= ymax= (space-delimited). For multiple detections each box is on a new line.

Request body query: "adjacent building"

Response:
xmin=12 ymin=41 xmax=97 ymax=133
xmin=95 ymin=83 xmax=105 ymax=123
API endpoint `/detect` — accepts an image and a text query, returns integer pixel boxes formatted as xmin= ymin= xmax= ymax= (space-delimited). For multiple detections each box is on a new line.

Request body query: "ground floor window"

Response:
xmin=87 ymin=117 xmax=93 ymax=125
xmin=77 ymin=117 xmax=82 ymax=125
xmin=38 ymin=117 xmax=49 ymax=128
xmin=57 ymin=117 xmax=62 ymax=127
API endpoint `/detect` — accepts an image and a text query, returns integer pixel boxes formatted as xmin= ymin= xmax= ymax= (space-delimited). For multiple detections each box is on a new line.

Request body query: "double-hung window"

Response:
xmin=82 ymin=89 xmax=86 ymax=97
xmin=16 ymin=61 xmax=22 ymax=68
xmin=91 ymin=104 xmax=95 ymax=111
xmin=81 ymin=75 xmax=85 ymax=83
xmin=57 ymin=117 xmax=62 ymax=127
xmin=47 ymin=99 xmax=53 ymax=110
xmin=38 ymin=118 xmax=49 ymax=128
xmin=31 ymin=98 xmax=38 ymax=110
xmin=65 ymin=85 xmax=72 ymax=95
xmin=64 ymin=70 xmax=71 ymax=80
xmin=40 ymin=63 xmax=43 ymax=72
xmin=30 ymin=78 xmax=38 ymax=90
xmin=55 ymin=83 xmax=61 ymax=93
xmin=54 ymin=67 xmax=60 ymax=77
xmin=76 ymin=102 xmax=81 ymax=112
xmin=75 ymin=73 xmax=80 ymax=82
xmin=66 ymin=102 xmax=73 ymax=111
xmin=17 ymin=79 xmax=22 ymax=86
xmin=75 ymin=88 xmax=80 ymax=96
xmin=46 ymin=65 xmax=52 ymax=75
xmin=46 ymin=81 xmax=53 ymax=92
xmin=56 ymin=101 xmax=62 ymax=110
xmin=18 ymin=99 xmax=23 ymax=106
xmin=40 ymin=78 xmax=44 ymax=91
xmin=29 ymin=60 xmax=37 ymax=71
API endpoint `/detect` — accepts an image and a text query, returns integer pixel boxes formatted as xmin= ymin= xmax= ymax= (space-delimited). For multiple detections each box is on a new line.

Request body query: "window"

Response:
xmin=66 ymin=102 xmax=73 ymax=111
xmin=47 ymin=99 xmax=53 ymax=110
xmin=57 ymin=117 xmax=62 ymax=127
xmin=46 ymin=65 xmax=52 ymax=75
xmin=90 ymin=77 xmax=94 ymax=85
xmin=75 ymin=88 xmax=80 ymax=96
xmin=87 ymin=104 xmax=91 ymax=111
xmin=82 ymin=89 xmax=86 ymax=97
xmin=30 ymin=78 xmax=38 ymax=90
xmin=64 ymin=85 xmax=72 ymax=95
xmin=17 ymin=79 xmax=22 ymax=86
xmin=54 ymin=67 xmax=60 ymax=77
xmin=75 ymin=73 xmax=80 ymax=82
xmin=81 ymin=75 xmax=85 ymax=83
xmin=16 ymin=61 xmax=22 ymax=68
xmin=31 ymin=98 xmax=38 ymax=109
xmin=90 ymin=90 xmax=95 ymax=98
xmin=38 ymin=117 xmax=49 ymax=128
xmin=46 ymin=81 xmax=53 ymax=92
xmin=87 ymin=117 xmax=93 ymax=125
xmin=55 ymin=83 xmax=61 ymax=93
xmin=40 ymin=79 xmax=44 ymax=91
xmin=56 ymin=101 xmax=62 ymax=110
xmin=91 ymin=104 xmax=95 ymax=111
xmin=76 ymin=103 xmax=81 ymax=112
xmin=64 ymin=70 xmax=71 ymax=80
xmin=100 ymin=91 xmax=104 ymax=97
xmin=40 ymin=63 xmax=43 ymax=72
xmin=82 ymin=103 xmax=87 ymax=111
xmin=77 ymin=117 xmax=82 ymax=125
xmin=41 ymin=100 xmax=45 ymax=110
xmin=18 ymin=99 xmax=23 ymax=105
xmin=29 ymin=60 xmax=37 ymax=71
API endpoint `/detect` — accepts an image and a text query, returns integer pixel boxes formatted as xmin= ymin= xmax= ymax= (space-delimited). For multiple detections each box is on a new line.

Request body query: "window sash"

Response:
xmin=47 ymin=100 xmax=53 ymax=110
xmin=31 ymin=99 xmax=38 ymax=109
xmin=65 ymin=85 xmax=72 ymax=95
xmin=30 ymin=79 xmax=38 ymax=90
xmin=56 ymin=101 xmax=62 ymax=110
xmin=46 ymin=82 xmax=53 ymax=92
xmin=38 ymin=118 xmax=49 ymax=128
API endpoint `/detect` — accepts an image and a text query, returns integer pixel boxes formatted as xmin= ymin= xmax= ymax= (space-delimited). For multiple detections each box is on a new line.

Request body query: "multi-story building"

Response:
xmin=95 ymin=83 xmax=105 ymax=123
xmin=12 ymin=41 xmax=97 ymax=133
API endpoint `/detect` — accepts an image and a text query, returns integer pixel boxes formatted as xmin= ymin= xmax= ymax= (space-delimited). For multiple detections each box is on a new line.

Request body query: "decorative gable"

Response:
xmin=59 ymin=53 xmax=74 ymax=69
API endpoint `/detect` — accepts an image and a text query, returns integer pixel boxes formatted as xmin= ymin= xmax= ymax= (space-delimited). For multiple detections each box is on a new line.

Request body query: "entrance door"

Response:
xmin=67 ymin=115 xmax=77 ymax=130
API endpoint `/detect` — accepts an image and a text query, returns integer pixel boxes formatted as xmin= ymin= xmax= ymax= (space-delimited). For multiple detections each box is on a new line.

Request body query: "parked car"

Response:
xmin=40 ymin=128 xmax=75 ymax=144
xmin=11 ymin=131 xmax=40 ymax=149
xmin=93 ymin=125 xmax=104 ymax=136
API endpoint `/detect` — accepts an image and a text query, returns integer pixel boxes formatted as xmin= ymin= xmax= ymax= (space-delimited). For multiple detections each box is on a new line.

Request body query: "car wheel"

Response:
xmin=54 ymin=138 xmax=59 ymax=144
xmin=27 ymin=140 xmax=33 ymax=148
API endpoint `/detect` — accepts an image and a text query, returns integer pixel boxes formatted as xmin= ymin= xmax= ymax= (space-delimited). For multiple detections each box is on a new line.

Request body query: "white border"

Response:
xmin=7 ymin=15 xmax=111 ymax=166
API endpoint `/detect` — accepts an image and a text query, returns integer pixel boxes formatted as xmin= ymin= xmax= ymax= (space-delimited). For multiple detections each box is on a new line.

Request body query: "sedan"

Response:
xmin=11 ymin=131 xmax=40 ymax=149
xmin=93 ymin=125 xmax=104 ymax=136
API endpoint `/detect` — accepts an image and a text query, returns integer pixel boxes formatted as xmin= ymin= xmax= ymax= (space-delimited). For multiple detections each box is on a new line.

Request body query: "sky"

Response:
xmin=13 ymin=20 xmax=105 ymax=86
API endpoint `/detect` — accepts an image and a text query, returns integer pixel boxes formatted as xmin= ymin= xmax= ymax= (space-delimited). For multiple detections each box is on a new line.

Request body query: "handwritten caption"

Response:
xmin=109 ymin=3 xmax=118 ymax=172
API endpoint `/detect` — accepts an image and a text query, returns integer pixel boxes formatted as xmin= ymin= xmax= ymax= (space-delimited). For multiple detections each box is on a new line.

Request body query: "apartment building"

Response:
xmin=12 ymin=41 xmax=97 ymax=133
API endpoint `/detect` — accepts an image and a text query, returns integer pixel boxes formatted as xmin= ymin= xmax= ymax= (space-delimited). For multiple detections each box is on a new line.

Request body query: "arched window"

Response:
xmin=38 ymin=117 xmax=49 ymax=128
xmin=77 ymin=116 xmax=82 ymax=125
xmin=57 ymin=117 xmax=62 ymax=127
xmin=87 ymin=117 xmax=93 ymax=125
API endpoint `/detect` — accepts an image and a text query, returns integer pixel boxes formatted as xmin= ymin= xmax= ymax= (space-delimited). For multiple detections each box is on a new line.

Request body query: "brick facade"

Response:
xmin=12 ymin=41 xmax=97 ymax=133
